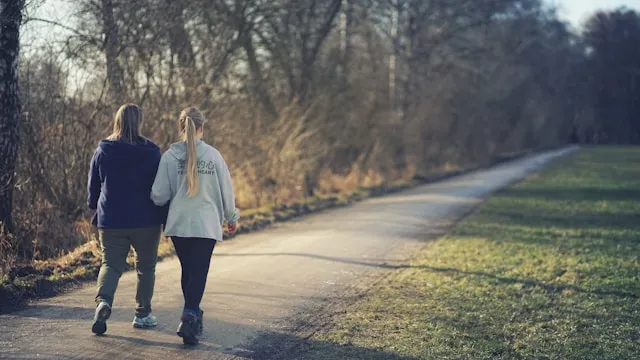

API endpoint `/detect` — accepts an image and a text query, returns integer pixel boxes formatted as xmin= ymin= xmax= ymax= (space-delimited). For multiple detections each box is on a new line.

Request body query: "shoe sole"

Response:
xmin=91 ymin=305 xmax=112 ymax=335
xmin=177 ymin=318 xmax=199 ymax=345
xmin=133 ymin=322 xmax=158 ymax=329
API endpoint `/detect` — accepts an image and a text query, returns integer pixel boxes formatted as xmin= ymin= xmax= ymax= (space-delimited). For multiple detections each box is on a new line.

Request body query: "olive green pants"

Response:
xmin=95 ymin=227 xmax=161 ymax=317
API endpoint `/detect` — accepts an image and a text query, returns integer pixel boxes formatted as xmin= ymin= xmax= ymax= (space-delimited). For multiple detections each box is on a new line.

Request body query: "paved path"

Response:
xmin=0 ymin=146 xmax=578 ymax=360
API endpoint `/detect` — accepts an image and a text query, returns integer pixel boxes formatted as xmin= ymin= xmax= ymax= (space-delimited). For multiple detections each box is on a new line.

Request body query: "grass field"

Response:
xmin=301 ymin=147 xmax=640 ymax=360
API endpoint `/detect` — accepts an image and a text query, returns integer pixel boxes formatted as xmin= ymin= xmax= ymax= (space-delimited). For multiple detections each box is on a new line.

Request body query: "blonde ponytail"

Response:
xmin=184 ymin=117 xmax=199 ymax=197
xmin=179 ymin=107 xmax=205 ymax=198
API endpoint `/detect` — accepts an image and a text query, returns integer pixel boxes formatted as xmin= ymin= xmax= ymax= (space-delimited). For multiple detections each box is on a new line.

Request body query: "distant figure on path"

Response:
xmin=87 ymin=104 xmax=166 ymax=335
xmin=151 ymin=107 xmax=239 ymax=345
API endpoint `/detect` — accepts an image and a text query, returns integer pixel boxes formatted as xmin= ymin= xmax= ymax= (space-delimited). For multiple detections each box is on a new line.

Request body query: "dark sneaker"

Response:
xmin=177 ymin=311 xmax=199 ymax=345
xmin=196 ymin=310 xmax=203 ymax=336
xmin=92 ymin=301 xmax=112 ymax=335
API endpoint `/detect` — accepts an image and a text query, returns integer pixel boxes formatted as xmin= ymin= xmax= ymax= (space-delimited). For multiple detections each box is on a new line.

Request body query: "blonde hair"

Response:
xmin=107 ymin=104 xmax=144 ymax=144
xmin=179 ymin=107 xmax=205 ymax=197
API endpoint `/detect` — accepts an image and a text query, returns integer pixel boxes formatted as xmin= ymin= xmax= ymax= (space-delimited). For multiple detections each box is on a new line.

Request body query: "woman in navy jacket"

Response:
xmin=87 ymin=104 xmax=166 ymax=335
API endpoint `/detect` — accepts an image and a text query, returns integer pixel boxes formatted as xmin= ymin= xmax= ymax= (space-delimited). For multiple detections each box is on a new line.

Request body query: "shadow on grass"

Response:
xmin=498 ymin=187 xmax=640 ymax=203
xmin=419 ymin=265 xmax=639 ymax=299
xmin=475 ymin=210 xmax=640 ymax=232
xmin=454 ymin=219 xmax=640 ymax=250
xmin=454 ymin=183 xmax=640 ymax=249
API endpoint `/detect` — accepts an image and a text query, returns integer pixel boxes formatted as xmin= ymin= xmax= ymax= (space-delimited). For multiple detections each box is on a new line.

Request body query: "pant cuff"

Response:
xmin=95 ymin=296 xmax=113 ymax=307
xmin=136 ymin=307 xmax=151 ymax=318
xmin=183 ymin=307 xmax=199 ymax=315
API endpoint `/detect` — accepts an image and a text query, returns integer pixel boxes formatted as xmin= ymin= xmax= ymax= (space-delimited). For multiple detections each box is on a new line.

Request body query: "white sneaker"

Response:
xmin=132 ymin=314 xmax=157 ymax=329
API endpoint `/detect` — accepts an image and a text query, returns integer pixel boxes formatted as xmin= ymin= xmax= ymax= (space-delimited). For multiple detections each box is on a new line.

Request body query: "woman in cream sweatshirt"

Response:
xmin=151 ymin=106 xmax=239 ymax=345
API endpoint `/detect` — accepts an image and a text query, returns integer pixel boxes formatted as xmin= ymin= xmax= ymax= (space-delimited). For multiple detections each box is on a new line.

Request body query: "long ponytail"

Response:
xmin=179 ymin=107 xmax=205 ymax=197
xmin=184 ymin=117 xmax=199 ymax=197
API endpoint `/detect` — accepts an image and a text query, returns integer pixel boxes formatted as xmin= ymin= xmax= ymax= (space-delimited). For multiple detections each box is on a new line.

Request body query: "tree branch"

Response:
xmin=24 ymin=17 xmax=100 ymax=47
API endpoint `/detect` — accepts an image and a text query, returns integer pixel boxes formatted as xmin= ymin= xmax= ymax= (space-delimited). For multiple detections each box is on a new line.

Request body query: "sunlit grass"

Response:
xmin=306 ymin=146 xmax=640 ymax=360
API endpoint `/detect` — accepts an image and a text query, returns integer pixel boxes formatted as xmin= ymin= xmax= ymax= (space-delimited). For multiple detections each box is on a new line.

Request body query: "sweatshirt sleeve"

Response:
xmin=87 ymin=149 xmax=101 ymax=210
xmin=151 ymin=153 xmax=172 ymax=206
xmin=216 ymin=153 xmax=240 ymax=224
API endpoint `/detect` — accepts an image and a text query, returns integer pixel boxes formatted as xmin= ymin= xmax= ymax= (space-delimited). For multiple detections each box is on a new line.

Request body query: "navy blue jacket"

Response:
xmin=87 ymin=138 xmax=167 ymax=228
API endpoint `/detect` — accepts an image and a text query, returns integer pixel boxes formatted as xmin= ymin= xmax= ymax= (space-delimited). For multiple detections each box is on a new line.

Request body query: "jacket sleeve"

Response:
xmin=87 ymin=149 xmax=101 ymax=210
xmin=151 ymin=153 xmax=172 ymax=206
xmin=216 ymin=153 xmax=240 ymax=224
xmin=150 ymin=147 xmax=169 ymax=224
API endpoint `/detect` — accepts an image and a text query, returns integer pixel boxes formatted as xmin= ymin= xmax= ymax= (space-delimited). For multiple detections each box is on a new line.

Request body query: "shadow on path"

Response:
xmin=215 ymin=251 xmax=638 ymax=300
xmin=3 ymin=303 xmax=417 ymax=360
xmin=246 ymin=330 xmax=418 ymax=360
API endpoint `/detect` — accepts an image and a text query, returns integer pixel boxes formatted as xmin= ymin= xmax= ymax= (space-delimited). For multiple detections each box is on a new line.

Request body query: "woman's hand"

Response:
xmin=227 ymin=222 xmax=238 ymax=235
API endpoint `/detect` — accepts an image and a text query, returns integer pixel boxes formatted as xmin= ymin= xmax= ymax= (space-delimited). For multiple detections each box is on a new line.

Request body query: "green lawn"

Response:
xmin=304 ymin=147 xmax=640 ymax=360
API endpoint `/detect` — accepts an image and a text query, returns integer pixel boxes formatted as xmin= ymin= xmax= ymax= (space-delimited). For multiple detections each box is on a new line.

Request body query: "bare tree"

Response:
xmin=164 ymin=0 xmax=196 ymax=90
xmin=583 ymin=8 xmax=640 ymax=143
xmin=255 ymin=0 xmax=342 ymax=104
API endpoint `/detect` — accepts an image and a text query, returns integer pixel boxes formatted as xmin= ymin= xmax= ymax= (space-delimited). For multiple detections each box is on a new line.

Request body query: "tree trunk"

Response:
xmin=338 ymin=0 xmax=348 ymax=77
xmin=0 ymin=0 xmax=25 ymax=234
xmin=297 ymin=0 xmax=342 ymax=104
xmin=165 ymin=0 xmax=196 ymax=91
xmin=243 ymin=35 xmax=278 ymax=119
xmin=101 ymin=0 xmax=125 ymax=103
xmin=389 ymin=2 xmax=399 ymax=109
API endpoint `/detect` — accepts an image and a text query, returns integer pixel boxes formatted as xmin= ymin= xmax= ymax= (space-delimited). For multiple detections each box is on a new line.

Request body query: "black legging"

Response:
xmin=171 ymin=237 xmax=216 ymax=312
